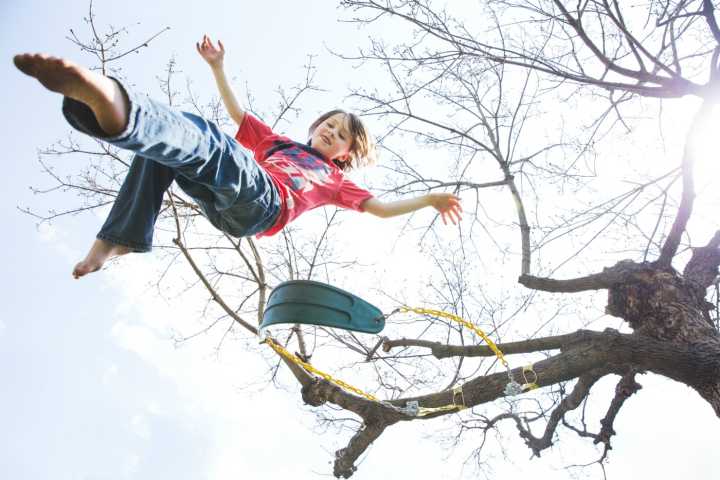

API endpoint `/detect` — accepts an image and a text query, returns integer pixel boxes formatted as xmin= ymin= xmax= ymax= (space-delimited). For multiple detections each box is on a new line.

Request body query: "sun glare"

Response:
xmin=687 ymin=103 xmax=720 ymax=192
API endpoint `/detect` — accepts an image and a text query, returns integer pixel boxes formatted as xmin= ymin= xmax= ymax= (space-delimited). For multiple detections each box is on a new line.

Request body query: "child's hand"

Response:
xmin=429 ymin=193 xmax=463 ymax=225
xmin=196 ymin=34 xmax=225 ymax=68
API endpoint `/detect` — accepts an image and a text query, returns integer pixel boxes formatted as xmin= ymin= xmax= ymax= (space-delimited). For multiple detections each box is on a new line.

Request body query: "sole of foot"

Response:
xmin=13 ymin=53 xmax=128 ymax=135
xmin=72 ymin=241 xmax=132 ymax=279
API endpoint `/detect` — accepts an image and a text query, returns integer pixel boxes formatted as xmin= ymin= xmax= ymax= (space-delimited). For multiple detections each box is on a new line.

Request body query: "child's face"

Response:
xmin=310 ymin=113 xmax=352 ymax=163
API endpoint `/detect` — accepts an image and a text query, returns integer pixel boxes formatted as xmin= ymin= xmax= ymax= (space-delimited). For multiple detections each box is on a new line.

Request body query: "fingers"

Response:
xmin=439 ymin=209 xmax=452 ymax=226
xmin=450 ymin=206 xmax=462 ymax=224
xmin=441 ymin=207 xmax=460 ymax=225
xmin=197 ymin=35 xmax=225 ymax=62
xmin=197 ymin=34 xmax=214 ymax=51
xmin=437 ymin=193 xmax=462 ymax=225
xmin=427 ymin=192 xmax=463 ymax=226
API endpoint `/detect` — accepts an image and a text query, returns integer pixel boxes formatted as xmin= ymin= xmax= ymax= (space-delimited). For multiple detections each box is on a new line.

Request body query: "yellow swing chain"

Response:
xmin=397 ymin=306 xmax=510 ymax=369
xmin=265 ymin=335 xmax=470 ymax=416
xmin=395 ymin=307 xmax=539 ymax=395
xmin=260 ymin=306 xmax=538 ymax=415
xmin=263 ymin=336 xmax=379 ymax=402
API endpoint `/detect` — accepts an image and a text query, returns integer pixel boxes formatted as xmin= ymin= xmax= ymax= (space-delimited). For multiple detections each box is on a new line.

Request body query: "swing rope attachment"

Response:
xmin=503 ymin=364 xmax=539 ymax=396
xmin=398 ymin=385 xmax=466 ymax=417
xmin=261 ymin=306 xmax=539 ymax=416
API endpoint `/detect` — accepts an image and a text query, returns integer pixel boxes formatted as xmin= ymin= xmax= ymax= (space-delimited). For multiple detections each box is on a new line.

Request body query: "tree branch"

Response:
xmin=656 ymin=101 xmax=714 ymax=266
xmin=334 ymin=421 xmax=387 ymax=478
xmin=597 ymin=371 xmax=642 ymax=445
xmin=516 ymin=369 xmax=605 ymax=457
xmin=683 ymin=230 xmax=720 ymax=291
xmin=702 ymin=0 xmax=720 ymax=46
xmin=383 ymin=330 xmax=602 ymax=359
xmin=518 ymin=260 xmax=650 ymax=293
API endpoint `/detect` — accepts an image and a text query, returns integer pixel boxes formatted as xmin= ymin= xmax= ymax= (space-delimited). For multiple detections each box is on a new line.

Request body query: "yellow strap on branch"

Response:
xmin=521 ymin=364 xmax=539 ymax=391
xmin=412 ymin=384 xmax=466 ymax=416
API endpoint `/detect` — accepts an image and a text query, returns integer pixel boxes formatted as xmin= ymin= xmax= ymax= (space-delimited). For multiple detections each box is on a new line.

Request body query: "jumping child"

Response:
xmin=13 ymin=35 xmax=462 ymax=279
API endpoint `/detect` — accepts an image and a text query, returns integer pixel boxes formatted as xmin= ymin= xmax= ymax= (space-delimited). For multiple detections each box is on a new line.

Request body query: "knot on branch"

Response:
xmin=605 ymin=268 xmax=672 ymax=323
xmin=604 ymin=263 xmax=712 ymax=339
xmin=301 ymin=377 xmax=331 ymax=407
xmin=633 ymin=304 xmax=693 ymax=340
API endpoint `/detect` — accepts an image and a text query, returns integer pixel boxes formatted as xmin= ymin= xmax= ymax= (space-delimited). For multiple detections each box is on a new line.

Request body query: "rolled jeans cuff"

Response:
xmin=96 ymin=233 xmax=152 ymax=253
xmin=61 ymin=76 xmax=140 ymax=141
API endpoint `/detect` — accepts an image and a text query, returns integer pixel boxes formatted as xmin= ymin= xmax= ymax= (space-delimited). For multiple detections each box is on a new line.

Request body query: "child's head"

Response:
xmin=308 ymin=110 xmax=376 ymax=171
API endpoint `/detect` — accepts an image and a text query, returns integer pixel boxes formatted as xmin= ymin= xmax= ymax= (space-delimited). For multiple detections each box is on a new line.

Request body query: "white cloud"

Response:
xmin=122 ymin=453 xmax=141 ymax=478
xmin=37 ymin=222 xmax=58 ymax=242
xmin=101 ymin=364 xmax=119 ymax=386
xmin=130 ymin=414 xmax=151 ymax=440
xmin=144 ymin=400 xmax=164 ymax=416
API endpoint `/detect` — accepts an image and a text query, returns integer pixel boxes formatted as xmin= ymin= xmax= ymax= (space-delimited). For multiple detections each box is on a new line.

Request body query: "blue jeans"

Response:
xmin=61 ymin=80 xmax=281 ymax=252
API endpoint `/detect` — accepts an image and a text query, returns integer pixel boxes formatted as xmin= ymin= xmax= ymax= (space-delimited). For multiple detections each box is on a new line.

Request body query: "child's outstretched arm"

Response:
xmin=361 ymin=193 xmax=463 ymax=225
xmin=196 ymin=34 xmax=245 ymax=126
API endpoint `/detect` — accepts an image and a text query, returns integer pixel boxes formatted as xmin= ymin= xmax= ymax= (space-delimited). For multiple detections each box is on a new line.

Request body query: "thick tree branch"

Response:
xmin=383 ymin=330 xmax=602 ymax=359
xmin=518 ymin=260 xmax=650 ymax=293
xmin=384 ymin=329 xmax=720 ymax=420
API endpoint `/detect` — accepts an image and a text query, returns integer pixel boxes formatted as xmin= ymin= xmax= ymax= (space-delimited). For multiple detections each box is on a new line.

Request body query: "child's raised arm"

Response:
xmin=196 ymin=34 xmax=245 ymax=126
xmin=361 ymin=193 xmax=463 ymax=226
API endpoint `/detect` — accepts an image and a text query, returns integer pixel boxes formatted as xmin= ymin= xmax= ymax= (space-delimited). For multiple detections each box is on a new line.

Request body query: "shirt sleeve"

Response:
xmin=235 ymin=114 xmax=274 ymax=151
xmin=334 ymin=177 xmax=374 ymax=212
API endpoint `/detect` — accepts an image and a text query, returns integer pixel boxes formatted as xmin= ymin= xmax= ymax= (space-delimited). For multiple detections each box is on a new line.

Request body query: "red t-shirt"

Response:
xmin=235 ymin=114 xmax=374 ymax=237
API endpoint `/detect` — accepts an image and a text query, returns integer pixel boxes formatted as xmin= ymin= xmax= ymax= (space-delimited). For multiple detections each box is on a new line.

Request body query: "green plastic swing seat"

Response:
xmin=260 ymin=280 xmax=385 ymax=334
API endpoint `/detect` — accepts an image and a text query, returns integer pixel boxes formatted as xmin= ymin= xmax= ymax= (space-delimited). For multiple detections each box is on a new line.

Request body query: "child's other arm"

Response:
xmin=361 ymin=193 xmax=462 ymax=225
xmin=196 ymin=34 xmax=245 ymax=126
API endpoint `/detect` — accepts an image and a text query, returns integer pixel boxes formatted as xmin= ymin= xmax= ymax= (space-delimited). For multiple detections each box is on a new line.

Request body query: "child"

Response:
xmin=13 ymin=35 xmax=462 ymax=279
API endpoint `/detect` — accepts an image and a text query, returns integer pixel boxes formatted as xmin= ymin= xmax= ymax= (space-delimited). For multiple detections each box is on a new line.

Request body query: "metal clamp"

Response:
xmin=403 ymin=400 xmax=420 ymax=416
xmin=504 ymin=364 xmax=539 ymax=396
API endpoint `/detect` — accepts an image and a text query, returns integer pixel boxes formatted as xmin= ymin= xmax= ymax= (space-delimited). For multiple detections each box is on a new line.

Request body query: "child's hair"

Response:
xmin=308 ymin=109 xmax=377 ymax=171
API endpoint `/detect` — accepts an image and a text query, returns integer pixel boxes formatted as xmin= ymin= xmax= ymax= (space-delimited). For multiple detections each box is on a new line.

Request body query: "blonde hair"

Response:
xmin=308 ymin=109 xmax=377 ymax=171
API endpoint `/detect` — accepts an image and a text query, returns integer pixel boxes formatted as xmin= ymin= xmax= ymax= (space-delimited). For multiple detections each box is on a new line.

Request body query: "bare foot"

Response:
xmin=13 ymin=53 xmax=129 ymax=136
xmin=73 ymin=239 xmax=131 ymax=279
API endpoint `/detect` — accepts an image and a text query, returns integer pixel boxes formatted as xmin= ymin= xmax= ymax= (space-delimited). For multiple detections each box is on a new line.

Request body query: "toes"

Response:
xmin=13 ymin=53 xmax=50 ymax=76
xmin=13 ymin=53 xmax=64 ymax=75
xmin=13 ymin=54 xmax=34 ymax=74
xmin=72 ymin=261 xmax=101 ymax=279
xmin=72 ymin=262 xmax=86 ymax=279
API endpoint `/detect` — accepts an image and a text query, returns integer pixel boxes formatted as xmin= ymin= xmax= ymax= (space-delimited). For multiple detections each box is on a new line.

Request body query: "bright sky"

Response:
xmin=2 ymin=1 xmax=718 ymax=479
